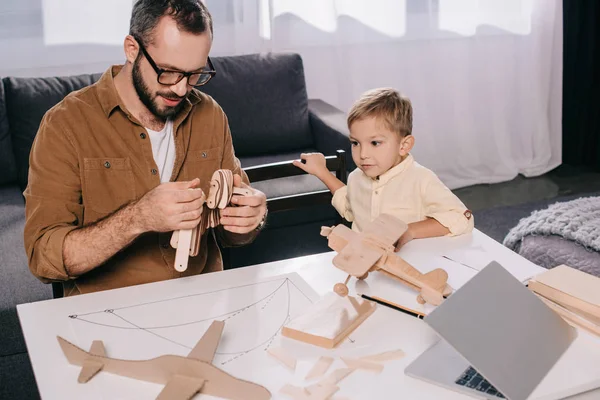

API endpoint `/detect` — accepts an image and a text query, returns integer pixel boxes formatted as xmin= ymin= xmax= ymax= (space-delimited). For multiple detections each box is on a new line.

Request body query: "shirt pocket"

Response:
xmin=83 ymin=157 xmax=136 ymax=215
xmin=181 ymin=147 xmax=222 ymax=190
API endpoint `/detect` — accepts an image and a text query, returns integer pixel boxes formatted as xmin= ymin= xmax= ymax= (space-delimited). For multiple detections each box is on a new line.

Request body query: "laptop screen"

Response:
xmin=424 ymin=261 xmax=576 ymax=400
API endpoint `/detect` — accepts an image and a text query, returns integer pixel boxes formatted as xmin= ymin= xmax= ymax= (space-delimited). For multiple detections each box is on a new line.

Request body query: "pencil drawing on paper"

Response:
xmin=66 ymin=276 xmax=316 ymax=367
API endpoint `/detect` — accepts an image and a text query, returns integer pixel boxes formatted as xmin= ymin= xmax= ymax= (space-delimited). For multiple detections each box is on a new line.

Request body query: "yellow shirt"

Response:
xmin=332 ymin=154 xmax=473 ymax=235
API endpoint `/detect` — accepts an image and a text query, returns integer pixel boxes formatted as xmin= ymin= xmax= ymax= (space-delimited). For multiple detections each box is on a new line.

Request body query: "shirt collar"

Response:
xmin=97 ymin=65 xmax=203 ymax=118
xmin=373 ymin=154 xmax=414 ymax=185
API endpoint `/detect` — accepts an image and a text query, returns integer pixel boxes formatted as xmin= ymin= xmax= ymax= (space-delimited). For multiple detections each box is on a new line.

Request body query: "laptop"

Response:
xmin=405 ymin=261 xmax=578 ymax=400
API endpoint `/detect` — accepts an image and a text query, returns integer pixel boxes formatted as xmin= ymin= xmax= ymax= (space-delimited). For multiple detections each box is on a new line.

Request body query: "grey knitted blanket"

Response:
xmin=503 ymin=196 xmax=600 ymax=252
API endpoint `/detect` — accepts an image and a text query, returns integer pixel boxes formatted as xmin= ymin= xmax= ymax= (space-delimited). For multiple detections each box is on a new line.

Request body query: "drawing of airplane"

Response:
xmin=57 ymin=320 xmax=271 ymax=400
xmin=320 ymin=214 xmax=452 ymax=306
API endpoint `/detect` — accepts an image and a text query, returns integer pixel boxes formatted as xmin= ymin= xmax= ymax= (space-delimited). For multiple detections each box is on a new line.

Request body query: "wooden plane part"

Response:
xmin=172 ymin=170 xmax=253 ymax=271
xmin=322 ymin=214 xmax=451 ymax=305
xmin=360 ymin=215 xmax=407 ymax=248
xmin=187 ymin=320 xmax=224 ymax=363
xmin=332 ymin=239 xmax=382 ymax=278
xmin=174 ymin=229 xmax=193 ymax=272
xmin=156 ymin=375 xmax=205 ymax=400
xmin=58 ymin=320 xmax=271 ymax=400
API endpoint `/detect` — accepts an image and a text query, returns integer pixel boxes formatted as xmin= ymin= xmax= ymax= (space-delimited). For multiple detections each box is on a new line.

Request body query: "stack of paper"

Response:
xmin=528 ymin=265 xmax=600 ymax=336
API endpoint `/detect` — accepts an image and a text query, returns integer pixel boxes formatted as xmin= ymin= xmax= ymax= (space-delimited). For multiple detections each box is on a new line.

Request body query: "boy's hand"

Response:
xmin=219 ymin=174 xmax=267 ymax=234
xmin=395 ymin=227 xmax=415 ymax=251
xmin=293 ymin=153 xmax=328 ymax=177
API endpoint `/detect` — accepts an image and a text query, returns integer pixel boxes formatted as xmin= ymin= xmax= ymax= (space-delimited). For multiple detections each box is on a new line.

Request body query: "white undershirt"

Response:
xmin=146 ymin=119 xmax=175 ymax=183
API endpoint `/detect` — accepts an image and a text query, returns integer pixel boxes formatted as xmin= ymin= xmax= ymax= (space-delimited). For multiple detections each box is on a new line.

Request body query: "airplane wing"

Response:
xmin=187 ymin=320 xmax=224 ymax=363
xmin=361 ymin=214 xmax=408 ymax=247
xmin=333 ymin=237 xmax=383 ymax=277
xmin=156 ymin=375 xmax=205 ymax=400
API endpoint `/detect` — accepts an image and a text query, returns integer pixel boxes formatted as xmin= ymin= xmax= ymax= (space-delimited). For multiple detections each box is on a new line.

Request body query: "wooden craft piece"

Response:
xmin=282 ymin=293 xmax=376 ymax=349
xmin=359 ymin=349 xmax=405 ymax=363
xmin=319 ymin=368 xmax=355 ymax=386
xmin=58 ymin=320 xmax=271 ymax=400
xmin=537 ymin=295 xmax=600 ymax=337
xmin=321 ymin=213 xmax=452 ymax=306
xmin=528 ymin=265 xmax=600 ymax=319
xmin=280 ymin=384 xmax=339 ymax=400
xmin=267 ymin=346 xmax=297 ymax=371
xmin=171 ymin=170 xmax=252 ymax=271
xmin=174 ymin=229 xmax=193 ymax=272
xmin=340 ymin=358 xmax=384 ymax=373
xmin=207 ymin=170 xmax=234 ymax=209
xmin=305 ymin=356 xmax=334 ymax=381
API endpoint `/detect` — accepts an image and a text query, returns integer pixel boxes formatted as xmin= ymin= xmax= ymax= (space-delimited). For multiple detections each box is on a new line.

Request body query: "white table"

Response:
xmin=17 ymin=230 xmax=600 ymax=399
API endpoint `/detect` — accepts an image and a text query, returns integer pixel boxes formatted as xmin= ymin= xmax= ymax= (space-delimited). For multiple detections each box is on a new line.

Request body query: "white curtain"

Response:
xmin=0 ymin=0 xmax=562 ymax=189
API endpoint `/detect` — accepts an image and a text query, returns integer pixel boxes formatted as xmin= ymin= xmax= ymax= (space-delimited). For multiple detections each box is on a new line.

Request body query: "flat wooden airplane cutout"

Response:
xmin=321 ymin=214 xmax=452 ymax=306
xmin=57 ymin=320 xmax=271 ymax=400
xmin=171 ymin=170 xmax=252 ymax=272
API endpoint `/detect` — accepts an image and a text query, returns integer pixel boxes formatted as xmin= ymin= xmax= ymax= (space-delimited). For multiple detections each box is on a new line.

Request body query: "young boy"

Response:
xmin=293 ymin=88 xmax=473 ymax=249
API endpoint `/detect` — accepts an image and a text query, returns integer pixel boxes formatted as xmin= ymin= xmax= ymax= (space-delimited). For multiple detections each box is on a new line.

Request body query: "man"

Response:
xmin=23 ymin=0 xmax=267 ymax=296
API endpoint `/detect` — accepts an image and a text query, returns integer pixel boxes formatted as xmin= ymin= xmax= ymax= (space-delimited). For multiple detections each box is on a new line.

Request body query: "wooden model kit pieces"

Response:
xmin=171 ymin=170 xmax=252 ymax=271
xmin=267 ymin=346 xmax=297 ymax=371
xmin=280 ymin=383 xmax=339 ymax=400
xmin=282 ymin=293 xmax=376 ymax=349
xmin=321 ymin=213 xmax=452 ymax=306
xmin=58 ymin=320 xmax=271 ymax=400
xmin=305 ymin=356 xmax=334 ymax=380
xmin=359 ymin=349 xmax=405 ymax=363
xmin=340 ymin=358 xmax=384 ymax=373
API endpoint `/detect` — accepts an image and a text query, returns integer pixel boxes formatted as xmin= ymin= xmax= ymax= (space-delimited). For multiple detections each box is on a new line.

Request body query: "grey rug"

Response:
xmin=474 ymin=191 xmax=600 ymax=243
xmin=504 ymin=195 xmax=600 ymax=252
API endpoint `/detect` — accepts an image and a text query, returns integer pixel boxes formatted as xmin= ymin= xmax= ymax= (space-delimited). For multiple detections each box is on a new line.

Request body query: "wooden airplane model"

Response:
xmin=320 ymin=214 xmax=452 ymax=306
xmin=171 ymin=170 xmax=252 ymax=272
xmin=57 ymin=320 xmax=271 ymax=400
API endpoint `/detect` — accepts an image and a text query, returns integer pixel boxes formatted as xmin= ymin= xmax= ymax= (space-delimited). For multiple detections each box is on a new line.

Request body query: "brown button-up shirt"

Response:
xmin=24 ymin=65 xmax=256 ymax=296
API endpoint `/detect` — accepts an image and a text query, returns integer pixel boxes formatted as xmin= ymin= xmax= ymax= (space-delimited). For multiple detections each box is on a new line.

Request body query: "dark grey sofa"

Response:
xmin=0 ymin=53 xmax=352 ymax=399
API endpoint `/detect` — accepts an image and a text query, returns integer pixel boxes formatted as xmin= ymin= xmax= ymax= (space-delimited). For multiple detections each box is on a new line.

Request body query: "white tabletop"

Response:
xmin=17 ymin=229 xmax=600 ymax=400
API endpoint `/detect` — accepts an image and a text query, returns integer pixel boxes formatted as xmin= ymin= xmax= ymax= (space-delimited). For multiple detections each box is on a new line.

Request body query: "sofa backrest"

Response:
xmin=3 ymin=74 xmax=102 ymax=191
xmin=0 ymin=80 xmax=18 ymax=186
xmin=200 ymin=53 xmax=313 ymax=157
xmin=3 ymin=52 xmax=312 ymax=190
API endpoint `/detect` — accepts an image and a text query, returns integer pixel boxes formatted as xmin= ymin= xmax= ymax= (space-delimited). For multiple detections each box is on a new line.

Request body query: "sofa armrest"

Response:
xmin=308 ymin=99 xmax=356 ymax=171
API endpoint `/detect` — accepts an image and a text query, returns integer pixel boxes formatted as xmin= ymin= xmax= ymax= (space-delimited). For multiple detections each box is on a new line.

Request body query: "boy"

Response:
xmin=293 ymin=88 xmax=473 ymax=250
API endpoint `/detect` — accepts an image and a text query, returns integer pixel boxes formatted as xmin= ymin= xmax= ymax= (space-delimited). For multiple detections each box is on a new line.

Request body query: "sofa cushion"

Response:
xmin=0 ymin=185 xmax=52 ymax=357
xmin=0 ymin=352 xmax=41 ymax=400
xmin=0 ymin=81 xmax=18 ymax=186
xmin=201 ymin=53 xmax=313 ymax=157
xmin=4 ymin=74 xmax=101 ymax=191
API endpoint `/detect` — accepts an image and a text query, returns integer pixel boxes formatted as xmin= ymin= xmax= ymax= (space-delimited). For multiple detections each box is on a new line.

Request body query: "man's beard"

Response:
xmin=132 ymin=59 xmax=187 ymax=120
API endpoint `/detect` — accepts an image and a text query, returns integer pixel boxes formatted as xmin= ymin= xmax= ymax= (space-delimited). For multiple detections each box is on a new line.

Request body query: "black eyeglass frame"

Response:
xmin=133 ymin=36 xmax=216 ymax=87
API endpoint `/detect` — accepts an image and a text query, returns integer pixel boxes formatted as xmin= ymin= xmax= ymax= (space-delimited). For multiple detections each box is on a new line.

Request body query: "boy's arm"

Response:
xmin=420 ymin=173 xmax=474 ymax=236
xmin=292 ymin=153 xmax=345 ymax=193
xmin=396 ymin=172 xmax=474 ymax=250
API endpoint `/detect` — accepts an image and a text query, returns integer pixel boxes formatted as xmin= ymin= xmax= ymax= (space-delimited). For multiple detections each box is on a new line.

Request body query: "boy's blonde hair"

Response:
xmin=347 ymin=88 xmax=412 ymax=137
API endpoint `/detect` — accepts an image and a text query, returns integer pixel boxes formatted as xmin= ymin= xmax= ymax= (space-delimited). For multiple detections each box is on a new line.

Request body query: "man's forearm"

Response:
xmin=63 ymin=202 xmax=144 ymax=277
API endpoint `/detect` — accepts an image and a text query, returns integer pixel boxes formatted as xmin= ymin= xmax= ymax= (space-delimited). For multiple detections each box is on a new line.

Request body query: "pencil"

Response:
xmin=360 ymin=294 xmax=426 ymax=320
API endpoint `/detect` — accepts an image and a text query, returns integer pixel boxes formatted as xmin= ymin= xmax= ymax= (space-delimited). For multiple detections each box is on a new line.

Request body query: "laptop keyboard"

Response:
xmin=455 ymin=366 xmax=505 ymax=398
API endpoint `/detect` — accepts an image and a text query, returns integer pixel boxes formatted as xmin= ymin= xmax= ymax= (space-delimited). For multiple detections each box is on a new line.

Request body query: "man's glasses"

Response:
xmin=134 ymin=37 xmax=216 ymax=87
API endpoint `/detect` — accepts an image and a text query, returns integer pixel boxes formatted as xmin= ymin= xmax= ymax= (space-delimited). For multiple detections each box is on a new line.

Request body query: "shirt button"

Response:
xmin=140 ymin=132 xmax=147 ymax=139
xmin=201 ymin=152 xmax=208 ymax=158
xmin=104 ymin=161 xmax=111 ymax=168
xmin=375 ymin=191 xmax=379 ymax=195
xmin=151 ymin=169 xmax=158 ymax=175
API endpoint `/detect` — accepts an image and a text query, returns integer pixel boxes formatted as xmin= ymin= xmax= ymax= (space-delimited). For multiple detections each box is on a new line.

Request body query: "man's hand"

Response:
xmin=292 ymin=152 xmax=328 ymax=178
xmin=219 ymin=174 xmax=267 ymax=234
xmin=134 ymin=178 xmax=206 ymax=233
